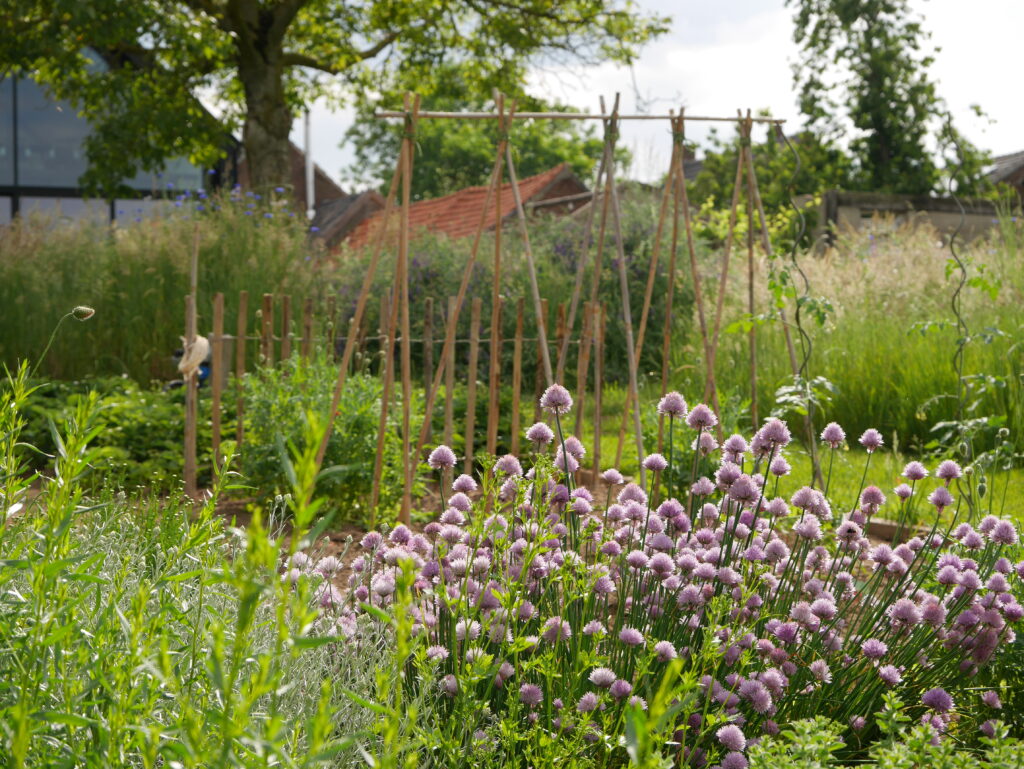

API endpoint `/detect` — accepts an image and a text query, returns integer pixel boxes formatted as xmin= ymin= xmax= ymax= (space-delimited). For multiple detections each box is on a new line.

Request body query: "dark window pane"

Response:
xmin=124 ymin=156 xmax=205 ymax=193
xmin=16 ymin=78 xmax=90 ymax=187
xmin=0 ymin=79 xmax=12 ymax=185
xmin=0 ymin=197 xmax=10 ymax=225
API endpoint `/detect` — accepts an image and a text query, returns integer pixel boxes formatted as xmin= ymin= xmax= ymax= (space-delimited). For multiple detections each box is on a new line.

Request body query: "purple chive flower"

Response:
xmin=601 ymin=468 xmax=624 ymax=485
xmin=541 ymin=616 xmax=572 ymax=643
xmin=903 ymin=461 xmax=929 ymax=481
xmin=878 ymin=665 xmax=902 ymax=686
xmin=981 ymin=690 xmax=1002 ymax=709
xmin=563 ymin=436 xmax=586 ymax=459
xmin=820 ymin=422 xmax=846 ymax=448
xmin=922 ymin=688 xmax=953 ymax=713
xmin=691 ymin=477 xmax=715 ymax=496
xmin=861 ymin=639 xmax=888 ymax=659
xmin=721 ymin=753 xmax=748 ymax=769
xmin=758 ymin=417 xmax=792 ymax=447
xmin=686 ymin=403 xmax=718 ymax=430
xmin=609 ymin=679 xmax=633 ymax=700
xmin=936 ymin=460 xmax=962 ymax=484
xmin=860 ymin=486 xmax=885 ymax=510
xmin=654 ymin=640 xmax=677 ymax=662
xmin=577 ymin=692 xmax=599 ymax=713
xmin=441 ymin=674 xmax=458 ymax=696
xmin=894 ymin=483 xmax=913 ymax=500
xmin=928 ymin=486 xmax=954 ymax=511
xmin=990 ymin=520 xmax=1019 ymax=545
xmin=859 ymin=428 xmax=884 ymax=452
xmin=658 ymin=391 xmax=687 ymax=417
xmin=618 ymin=483 xmax=647 ymax=505
xmin=452 ymin=474 xmax=477 ymax=493
xmin=428 ymin=445 xmax=457 ymax=470
xmin=494 ymin=454 xmax=523 ymax=476
xmin=810 ymin=659 xmax=832 ymax=683
xmin=526 ymin=422 xmax=555 ymax=446
xmin=643 ymin=453 xmax=668 ymax=472
xmin=583 ymin=620 xmax=607 ymax=636
xmin=769 ymin=456 xmax=791 ymax=477
xmin=361 ymin=531 xmax=383 ymax=550
xmin=716 ymin=724 xmax=746 ymax=752
xmin=589 ymin=667 xmax=616 ymax=688
xmin=619 ymin=627 xmax=644 ymax=646
xmin=888 ymin=598 xmax=921 ymax=628
xmin=540 ymin=384 xmax=573 ymax=415
xmin=723 ymin=434 xmax=749 ymax=456
xmin=728 ymin=475 xmax=760 ymax=505
xmin=519 ymin=683 xmax=543 ymax=707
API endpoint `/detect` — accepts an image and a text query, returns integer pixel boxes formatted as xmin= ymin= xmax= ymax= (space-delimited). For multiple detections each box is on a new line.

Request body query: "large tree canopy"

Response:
xmin=786 ymin=0 xmax=988 ymax=196
xmin=0 ymin=0 xmax=667 ymax=195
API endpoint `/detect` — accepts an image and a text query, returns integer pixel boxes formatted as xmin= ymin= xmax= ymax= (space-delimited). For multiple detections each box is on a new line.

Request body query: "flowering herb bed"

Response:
xmin=293 ymin=385 xmax=1022 ymax=766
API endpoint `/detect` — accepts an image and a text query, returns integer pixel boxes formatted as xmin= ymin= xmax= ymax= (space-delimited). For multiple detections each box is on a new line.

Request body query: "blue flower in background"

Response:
xmin=274 ymin=186 xmax=285 ymax=193
xmin=264 ymin=212 xmax=273 ymax=218
xmin=310 ymin=226 xmax=320 ymax=232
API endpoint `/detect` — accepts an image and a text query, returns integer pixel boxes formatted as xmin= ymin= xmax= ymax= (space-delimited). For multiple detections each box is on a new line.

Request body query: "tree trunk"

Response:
xmin=237 ymin=58 xmax=293 ymax=192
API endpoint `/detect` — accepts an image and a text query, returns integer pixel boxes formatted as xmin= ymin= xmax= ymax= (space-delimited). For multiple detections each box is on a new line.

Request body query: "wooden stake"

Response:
xmin=486 ymin=297 xmax=503 ymax=457
xmin=326 ymin=295 xmax=337 ymax=356
xmin=315 ymin=147 xmax=405 ymax=468
xmin=280 ymin=295 xmax=292 ymax=361
xmin=658 ymin=116 xmax=685 ymax=452
xmin=465 ymin=297 xmax=482 ymax=474
xmin=413 ymin=100 xmax=517 ymax=464
xmin=511 ymin=297 xmax=524 ymax=456
xmin=574 ymin=301 xmax=594 ymax=437
xmin=397 ymin=94 xmax=417 ymax=524
xmin=593 ymin=303 xmax=605 ymax=479
xmin=301 ymin=297 xmax=313 ymax=360
xmin=423 ymin=296 xmax=434 ymax=442
xmin=183 ymin=293 xmax=198 ymax=498
xmin=747 ymin=148 xmax=759 ymax=428
xmin=370 ymin=279 xmax=400 ymax=518
xmin=603 ymin=102 xmax=647 ymax=485
xmin=556 ymin=135 xmax=611 ymax=381
xmin=235 ymin=290 xmax=248 ymax=446
xmin=260 ymin=293 xmax=273 ymax=366
xmin=444 ymin=296 xmax=457 ymax=446
xmin=614 ymin=125 xmax=680 ymax=464
xmin=211 ymin=292 xmax=224 ymax=468
xmin=505 ymin=143 xmax=552 ymax=386
xmin=534 ymin=298 xmax=548 ymax=422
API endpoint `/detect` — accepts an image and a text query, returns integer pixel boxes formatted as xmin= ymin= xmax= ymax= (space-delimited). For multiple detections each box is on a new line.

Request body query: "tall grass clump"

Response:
xmin=703 ymin=220 xmax=1024 ymax=454
xmin=316 ymin=387 xmax=1022 ymax=766
xmin=0 ymin=363 xmax=382 ymax=766
xmin=0 ymin=192 xmax=323 ymax=381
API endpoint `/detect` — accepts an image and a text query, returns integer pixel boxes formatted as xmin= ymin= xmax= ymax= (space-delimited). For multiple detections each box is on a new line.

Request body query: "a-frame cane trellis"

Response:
xmin=311 ymin=94 xmax=823 ymax=524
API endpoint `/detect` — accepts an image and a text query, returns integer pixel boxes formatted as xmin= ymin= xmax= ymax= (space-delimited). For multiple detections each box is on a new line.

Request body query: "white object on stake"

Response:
xmin=305 ymin=109 xmax=315 ymax=220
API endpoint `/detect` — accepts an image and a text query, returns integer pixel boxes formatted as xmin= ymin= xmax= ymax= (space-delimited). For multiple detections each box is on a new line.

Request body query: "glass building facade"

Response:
xmin=0 ymin=67 xmax=214 ymax=224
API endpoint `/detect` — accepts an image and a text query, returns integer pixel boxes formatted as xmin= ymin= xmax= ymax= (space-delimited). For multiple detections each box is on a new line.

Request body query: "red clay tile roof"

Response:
xmin=346 ymin=163 xmax=578 ymax=248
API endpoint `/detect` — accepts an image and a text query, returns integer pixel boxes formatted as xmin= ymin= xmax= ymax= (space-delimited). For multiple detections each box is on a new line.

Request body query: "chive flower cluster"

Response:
xmin=289 ymin=389 xmax=1022 ymax=763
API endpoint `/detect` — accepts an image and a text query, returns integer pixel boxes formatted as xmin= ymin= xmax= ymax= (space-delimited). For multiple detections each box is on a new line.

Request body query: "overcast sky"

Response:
xmin=291 ymin=0 xmax=1023 ymax=188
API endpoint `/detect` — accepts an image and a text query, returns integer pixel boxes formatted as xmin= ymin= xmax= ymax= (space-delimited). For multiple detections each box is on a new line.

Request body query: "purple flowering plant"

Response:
xmin=299 ymin=389 xmax=1023 ymax=764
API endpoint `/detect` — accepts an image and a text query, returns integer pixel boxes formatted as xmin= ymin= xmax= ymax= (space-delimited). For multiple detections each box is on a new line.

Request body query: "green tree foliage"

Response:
xmin=342 ymin=68 xmax=613 ymax=200
xmin=0 ymin=0 xmax=667 ymax=194
xmin=786 ymin=0 xmax=989 ymax=195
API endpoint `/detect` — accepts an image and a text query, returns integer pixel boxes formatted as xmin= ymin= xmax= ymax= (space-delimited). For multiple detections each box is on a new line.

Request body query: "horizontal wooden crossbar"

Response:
xmin=375 ymin=110 xmax=785 ymax=123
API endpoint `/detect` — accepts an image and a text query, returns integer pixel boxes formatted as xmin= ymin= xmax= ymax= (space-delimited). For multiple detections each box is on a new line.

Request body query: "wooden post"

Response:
xmin=370 ymin=281 xmax=400 ymax=519
xmin=235 ymin=290 xmax=248 ymax=446
xmin=260 ymin=293 xmax=273 ymax=366
xmin=423 ymin=296 xmax=434 ymax=442
xmin=747 ymin=154 xmax=759 ymax=428
xmin=505 ymin=143 xmax=553 ymax=386
xmin=574 ymin=301 xmax=594 ymax=437
xmin=326 ymin=295 xmax=337 ymax=357
xmin=315 ymin=121 xmax=407 ymax=468
xmin=593 ymin=303 xmax=605 ymax=479
xmin=658 ymin=116 xmax=684 ymax=452
xmin=183 ymin=293 xmax=198 ymax=498
xmin=486 ymin=297 xmax=503 ymax=457
xmin=511 ymin=297 xmax=524 ymax=456
xmin=211 ymin=292 xmax=224 ymax=468
xmin=534 ymin=298 xmax=548 ymax=422
xmin=301 ymin=297 xmax=313 ymax=360
xmin=604 ymin=106 xmax=647 ymax=485
xmin=444 ymin=296 xmax=457 ymax=446
xmin=397 ymin=95 xmax=416 ymax=524
xmin=412 ymin=100 xmax=516 ymax=467
xmin=280 ymin=294 xmax=292 ymax=361
xmin=379 ymin=293 xmax=390 ymax=375
xmin=614 ymin=126 xmax=679 ymax=463
xmin=704 ymin=114 xmax=749 ymax=402
xmin=465 ymin=297 xmax=482 ymax=474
